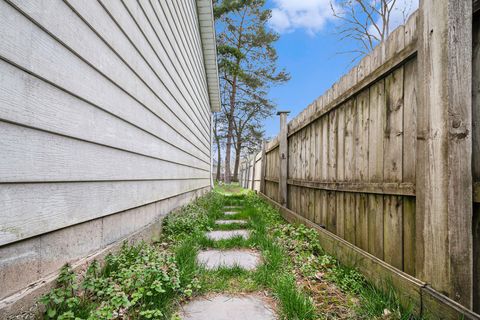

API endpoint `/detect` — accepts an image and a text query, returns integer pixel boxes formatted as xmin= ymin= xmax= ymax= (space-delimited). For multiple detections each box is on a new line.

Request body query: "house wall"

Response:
xmin=0 ymin=0 xmax=214 ymax=314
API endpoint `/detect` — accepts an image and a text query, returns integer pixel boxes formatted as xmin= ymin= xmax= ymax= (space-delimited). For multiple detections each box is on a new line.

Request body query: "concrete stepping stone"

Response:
xmin=197 ymin=249 xmax=261 ymax=270
xmin=215 ymin=219 xmax=247 ymax=225
xmin=224 ymin=206 xmax=242 ymax=209
xmin=205 ymin=230 xmax=249 ymax=240
xmin=180 ymin=294 xmax=275 ymax=320
xmin=224 ymin=211 xmax=239 ymax=216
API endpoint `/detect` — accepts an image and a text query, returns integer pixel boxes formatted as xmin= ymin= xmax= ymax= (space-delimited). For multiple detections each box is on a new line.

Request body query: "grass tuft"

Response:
xmin=275 ymin=275 xmax=316 ymax=320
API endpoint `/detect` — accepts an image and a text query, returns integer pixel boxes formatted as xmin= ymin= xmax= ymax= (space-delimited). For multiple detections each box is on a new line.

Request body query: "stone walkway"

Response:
xmin=180 ymin=203 xmax=276 ymax=319
xmin=215 ymin=219 xmax=247 ymax=225
xmin=197 ymin=249 xmax=260 ymax=270
xmin=180 ymin=295 xmax=275 ymax=320
xmin=205 ymin=230 xmax=250 ymax=240
xmin=224 ymin=211 xmax=239 ymax=216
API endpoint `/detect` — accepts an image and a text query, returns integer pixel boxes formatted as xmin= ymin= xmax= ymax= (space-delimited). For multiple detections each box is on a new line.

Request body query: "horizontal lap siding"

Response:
xmin=0 ymin=0 xmax=212 ymax=245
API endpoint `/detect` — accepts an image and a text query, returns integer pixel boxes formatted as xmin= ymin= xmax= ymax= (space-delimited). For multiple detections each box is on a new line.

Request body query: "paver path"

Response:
xmin=197 ymin=249 xmax=261 ymax=270
xmin=215 ymin=219 xmax=247 ymax=225
xmin=180 ymin=202 xmax=276 ymax=319
xmin=180 ymin=295 xmax=275 ymax=320
xmin=205 ymin=230 xmax=249 ymax=240
xmin=224 ymin=205 xmax=242 ymax=209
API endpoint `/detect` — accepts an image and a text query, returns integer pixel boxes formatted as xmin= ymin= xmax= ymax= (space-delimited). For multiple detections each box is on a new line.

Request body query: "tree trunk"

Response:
xmin=215 ymin=136 xmax=221 ymax=181
xmin=224 ymin=74 xmax=238 ymax=184
xmin=224 ymin=119 xmax=233 ymax=183
xmin=233 ymin=135 xmax=242 ymax=181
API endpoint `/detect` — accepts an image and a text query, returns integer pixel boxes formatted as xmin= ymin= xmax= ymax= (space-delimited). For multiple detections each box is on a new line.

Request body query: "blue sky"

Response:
xmin=262 ymin=12 xmax=356 ymax=138
xmin=262 ymin=0 xmax=418 ymax=138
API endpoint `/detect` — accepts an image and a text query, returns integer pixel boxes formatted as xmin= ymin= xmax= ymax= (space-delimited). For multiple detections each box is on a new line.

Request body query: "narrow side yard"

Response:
xmin=41 ymin=189 xmax=418 ymax=319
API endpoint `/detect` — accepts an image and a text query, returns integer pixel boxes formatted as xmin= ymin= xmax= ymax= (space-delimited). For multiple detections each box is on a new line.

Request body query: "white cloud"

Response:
xmin=268 ymin=0 xmax=335 ymax=36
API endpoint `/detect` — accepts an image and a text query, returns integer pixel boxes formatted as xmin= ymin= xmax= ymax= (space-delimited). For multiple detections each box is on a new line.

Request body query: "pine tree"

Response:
xmin=215 ymin=0 xmax=289 ymax=183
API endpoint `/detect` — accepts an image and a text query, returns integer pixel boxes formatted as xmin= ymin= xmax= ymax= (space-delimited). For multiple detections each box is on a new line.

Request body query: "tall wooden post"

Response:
xmin=260 ymin=140 xmax=267 ymax=194
xmin=277 ymin=111 xmax=290 ymax=206
xmin=244 ymin=161 xmax=248 ymax=188
xmin=417 ymin=0 xmax=473 ymax=308
xmin=246 ymin=158 xmax=251 ymax=189
xmin=240 ymin=162 xmax=244 ymax=188
xmin=251 ymin=155 xmax=256 ymax=191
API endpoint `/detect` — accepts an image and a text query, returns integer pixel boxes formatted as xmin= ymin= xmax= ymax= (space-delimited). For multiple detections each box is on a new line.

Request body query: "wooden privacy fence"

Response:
xmin=240 ymin=151 xmax=262 ymax=191
xmin=241 ymin=2 xmax=480 ymax=319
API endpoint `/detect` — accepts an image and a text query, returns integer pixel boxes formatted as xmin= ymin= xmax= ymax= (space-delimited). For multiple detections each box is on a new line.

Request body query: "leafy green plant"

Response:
xmin=40 ymin=264 xmax=92 ymax=319
xmin=41 ymin=243 xmax=184 ymax=319
xmin=40 ymin=192 xmax=225 ymax=320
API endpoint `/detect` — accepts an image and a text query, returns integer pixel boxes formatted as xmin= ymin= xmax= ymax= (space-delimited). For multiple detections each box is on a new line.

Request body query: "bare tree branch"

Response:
xmin=330 ymin=0 xmax=413 ymax=62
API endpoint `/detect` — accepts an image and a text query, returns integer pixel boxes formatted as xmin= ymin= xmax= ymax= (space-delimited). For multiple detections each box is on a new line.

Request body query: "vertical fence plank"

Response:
xmin=344 ymin=100 xmax=355 ymax=244
xmin=328 ymin=111 xmax=338 ymax=233
xmin=305 ymin=126 xmax=311 ymax=181
xmin=321 ymin=117 xmax=329 ymax=182
xmin=308 ymin=188 xmax=315 ymax=222
xmin=357 ymin=89 xmax=370 ymax=249
xmin=314 ymin=189 xmax=321 ymax=224
xmin=336 ymin=192 xmax=345 ymax=238
xmin=278 ymin=112 xmax=289 ymax=206
xmin=344 ymin=192 xmax=356 ymax=244
xmin=383 ymin=67 xmax=405 ymax=270
xmin=336 ymin=107 xmax=346 ymax=238
xmin=337 ymin=107 xmax=346 ymax=182
xmin=384 ymin=195 xmax=404 ymax=270
xmin=403 ymin=59 xmax=418 ymax=276
xmin=368 ymin=194 xmax=384 ymax=259
xmin=384 ymin=67 xmax=404 ymax=182
xmin=356 ymin=89 xmax=369 ymax=182
xmin=368 ymin=79 xmax=386 ymax=259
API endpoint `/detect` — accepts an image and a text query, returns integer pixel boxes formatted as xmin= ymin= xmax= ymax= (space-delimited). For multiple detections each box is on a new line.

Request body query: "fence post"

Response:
xmin=240 ymin=162 xmax=243 ymax=187
xmin=277 ymin=111 xmax=290 ymax=206
xmin=260 ymin=140 xmax=267 ymax=194
xmin=244 ymin=158 xmax=248 ymax=188
xmin=244 ymin=161 xmax=247 ymax=188
xmin=246 ymin=158 xmax=251 ymax=189
xmin=417 ymin=0 xmax=473 ymax=308
xmin=251 ymin=155 xmax=256 ymax=191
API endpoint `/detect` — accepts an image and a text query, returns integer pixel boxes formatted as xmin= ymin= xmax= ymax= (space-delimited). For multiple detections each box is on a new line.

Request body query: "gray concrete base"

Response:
xmin=197 ymin=249 xmax=260 ymax=270
xmin=215 ymin=219 xmax=247 ymax=225
xmin=205 ymin=230 xmax=250 ymax=240
xmin=180 ymin=294 xmax=276 ymax=320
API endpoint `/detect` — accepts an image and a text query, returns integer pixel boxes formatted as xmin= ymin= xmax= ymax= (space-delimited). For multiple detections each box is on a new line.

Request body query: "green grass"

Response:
xmin=275 ymin=275 xmax=317 ymax=319
xmin=213 ymin=182 xmax=248 ymax=196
